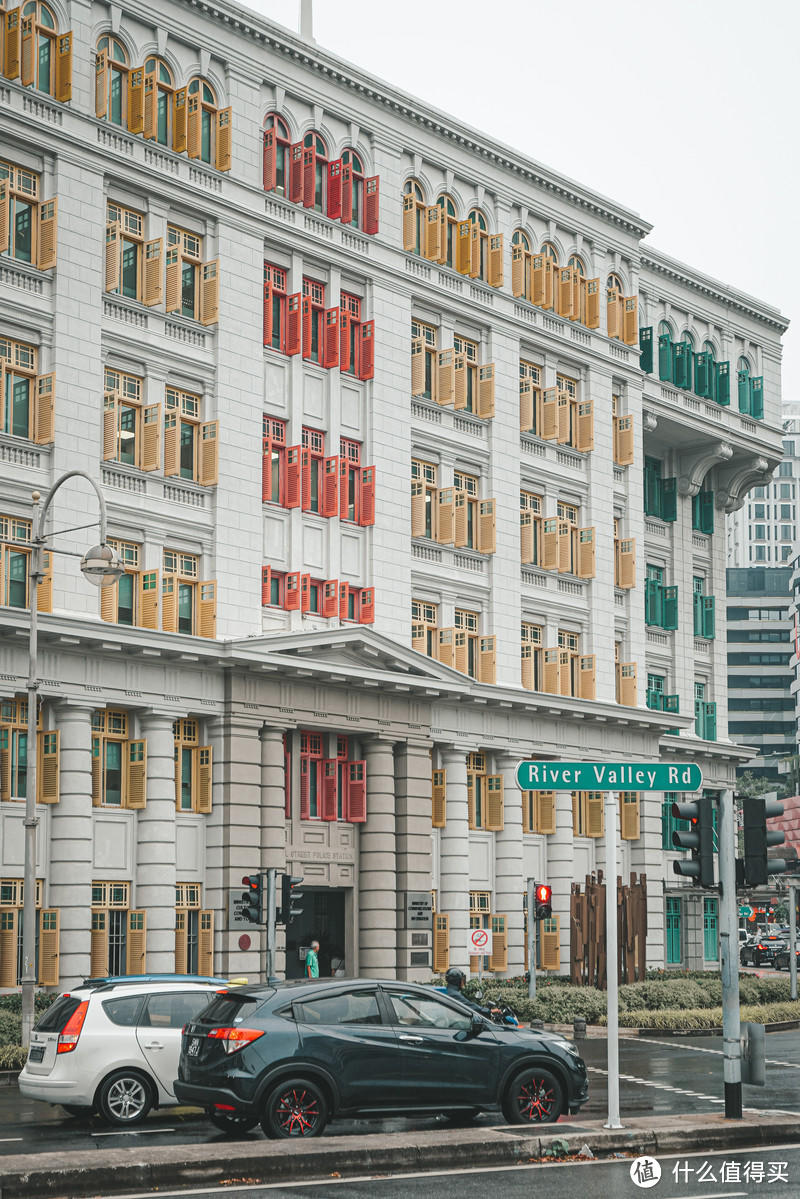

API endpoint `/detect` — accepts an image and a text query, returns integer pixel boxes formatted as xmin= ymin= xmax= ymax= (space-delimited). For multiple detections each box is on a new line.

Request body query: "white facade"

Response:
xmin=0 ymin=0 xmax=788 ymax=989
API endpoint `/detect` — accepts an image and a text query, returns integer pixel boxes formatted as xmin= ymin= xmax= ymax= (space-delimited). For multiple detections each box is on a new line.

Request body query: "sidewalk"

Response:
xmin=1 ymin=1112 xmax=798 ymax=1199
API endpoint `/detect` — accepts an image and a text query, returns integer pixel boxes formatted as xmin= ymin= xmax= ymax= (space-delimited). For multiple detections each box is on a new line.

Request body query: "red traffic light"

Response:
xmin=536 ymin=884 xmax=552 ymax=904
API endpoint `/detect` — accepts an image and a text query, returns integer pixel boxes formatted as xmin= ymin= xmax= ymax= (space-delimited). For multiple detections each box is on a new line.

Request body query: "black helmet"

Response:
xmin=445 ymin=968 xmax=466 ymax=988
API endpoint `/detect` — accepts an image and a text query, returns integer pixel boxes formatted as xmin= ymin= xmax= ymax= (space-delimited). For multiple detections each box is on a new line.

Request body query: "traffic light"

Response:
xmin=279 ymin=874 xmax=304 ymax=924
xmin=535 ymin=883 xmax=552 ymax=920
xmin=742 ymin=796 xmax=787 ymax=886
xmin=671 ymin=797 xmax=715 ymax=887
xmin=241 ymin=874 xmax=263 ymax=924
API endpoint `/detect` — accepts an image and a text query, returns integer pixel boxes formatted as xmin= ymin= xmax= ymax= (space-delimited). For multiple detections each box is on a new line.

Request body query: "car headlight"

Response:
xmin=549 ymin=1036 xmax=581 ymax=1057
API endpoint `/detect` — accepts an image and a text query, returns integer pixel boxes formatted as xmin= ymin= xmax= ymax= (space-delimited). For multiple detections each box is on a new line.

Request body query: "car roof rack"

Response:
xmin=79 ymin=974 xmax=229 ymax=992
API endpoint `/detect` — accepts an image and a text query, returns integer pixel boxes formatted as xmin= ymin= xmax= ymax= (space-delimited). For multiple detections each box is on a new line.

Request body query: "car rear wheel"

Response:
xmin=97 ymin=1070 xmax=153 ymax=1126
xmin=262 ymin=1078 xmax=328 ymax=1139
xmin=503 ymin=1066 xmax=563 ymax=1125
xmin=207 ymin=1108 xmax=260 ymax=1135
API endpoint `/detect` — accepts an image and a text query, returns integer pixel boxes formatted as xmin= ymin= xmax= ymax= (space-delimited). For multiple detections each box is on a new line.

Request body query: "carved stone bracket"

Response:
xmin=643 ymin=409 xmax=658 ymax=432
xmin=677 ymin=441 xmax=733 ymax=497
xmin=715 ymin=455 xmax=777 ymax=513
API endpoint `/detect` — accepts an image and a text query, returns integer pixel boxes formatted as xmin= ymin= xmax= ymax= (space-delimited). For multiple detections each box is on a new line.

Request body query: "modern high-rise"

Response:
xmin=727 ymin=414 xmax=800 ymax=568
xmin=0 ymin=0 xmax=788 ymax=988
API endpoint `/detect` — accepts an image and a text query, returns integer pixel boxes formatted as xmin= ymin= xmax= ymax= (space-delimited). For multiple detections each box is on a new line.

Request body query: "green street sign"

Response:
xmin=516 ymin=761 xmax=703 ymax=792
xmin=739 ymin=905 xmax=753 ymax=918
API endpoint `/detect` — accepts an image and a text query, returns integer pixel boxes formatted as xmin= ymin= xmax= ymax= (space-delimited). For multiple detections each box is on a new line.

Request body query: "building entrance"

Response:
xmin=285 ymin=887 xmax=347 ymax=979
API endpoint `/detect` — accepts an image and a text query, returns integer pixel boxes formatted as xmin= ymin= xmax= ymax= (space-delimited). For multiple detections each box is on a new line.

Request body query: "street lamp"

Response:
xmin=20 ymin=473 xmax=123 ymax=1048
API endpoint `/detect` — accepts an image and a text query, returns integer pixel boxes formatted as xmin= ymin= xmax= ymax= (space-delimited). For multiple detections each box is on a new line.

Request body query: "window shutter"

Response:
xmin=301 ymin=296 xmax=313 ymax=359
xmin=616 ymin=538 xmax=635 ymax=589
xmin=138 ymin=570 xmax=159 ymax=630
xmin=716 ymin=360 xmax=730 ymax=405
xmin=557 ymin=267 xmax=575 ymax=319
xmin=511 ymin=244 xmax=525 ymax=297
xmin=284 ymin=571 xmax=301 ymax=611
xmin=215 ymin=107 xmax=232 ymax=172
xmin=38 ymin=909 xmax=60 ymax=986
xmin=127 ymin=67 xmax=144 ymax=134
xmin=320 ymin=455 xmax=338 ymax=517
xmin=340 ymin=162 xmax=353 ymax=224
xmin=453 ymin=490 xmax=468 ymax=548
xmin=402 ymin=193 xmax=416 ymax=251
xmin=364 ymin=176 xmax=379 ymax=235
xmin=37 ymin=730 xmax=60 ymax=803
xmin=453 ymin=353 xmax=467 ymax=410
xmin=289 ymin=143 xmax=304 ymax=203
xmin=411 ymin=481 xmax=427 ymax=538
xmin=165 ymin=245 xmax=180 ymax=312
xmin=37 ymin=198 xmax=58 ymax=270
xmin=262 ymin=128 xmax=277 ymax=190
xmin=575 ymin=399 xmax=593 ymax=451
xmin=54 ymin=30 xmax=72 ymax=101
xmin=338 ymin=581 xmax=349 ymax=620
xmin=321 ymin=579 xmax=337 ymax=618
xmin=556 ymin=520 xmax=572 ymax=573
xmin=186 ymin=92 xmax=201 ymax=159
xmin=606 ymin=287 xmax=621 ymax=339
xmin=437 ymin=628 xmax=454 ymax=668
xmin=538 ymin=791 xmax=557 ymax=835
xmin=423 ymin=205 xmax=441 ymax=260
xmin=620 ymin=793 xmax=640 ymax=841
xmin=531 ymin=254 xmax=546 ymax=306
xmin=556 ymin=392 xmax=570 ymax=443
xmin=302 ymin=146 xmax=315 ymax=208
xmin=432 ymin=769 xmax=446 ymax=827
xmin=141 ymin=237 xmax=163 ymax=306
xmin=478 ymin=499 xmax=496 ymax=554
xmin=467 ymin=775 xmax=476 ymax=828
xmin=520 ymin=513 xmax=534 ymax=565
xmin=639 ymin=326 xmax=654 ymax=373
xmin=174 ymin=910 xmax=188 ymax=974
xmin=0 ymin=730 xmax=10 ymax=802
xmin=105 ymin=222 xmax=120 ymax=293
xmin=454 ymin=630 xmax=468 ymax=675
xmin=702 ymin=595 xmax=715 ymax=639
xmin=262 ymin=279 xmax=273 ymax=347
xmin=261 ymin=565 xmax=273 ymax=607
xmin=541 ymin=388 xmax=557 ymax=439
xmin=477 ymin=364 xmax=495 ymax=419
xmin=141 ymin=403 xmax=161 ymax=472
xmin=91 ymin=740 xmax=102 ymax=806
xmin=751 ymin=377 xmax=764 ymax=420
xmin=614 ymin=414 xmax=634 ymax=465
xmin=338 ymin=457 xmax=350 ymax=519
xmin=300 ymin=447 xmax=312 ymax=511
xmin=101 ymin=579 xmax=117 ymax=623
xmin=143 ymin=66 xmax=157 ymax=139
xmin=479 ymin=635 xmax=496 ymax=684
xmin=586 ymin=794 xmax=604 ymax=837
xmin=540 ymin=518 xmax=558 ymax=570
xmin=519 ymin=378 xmax=533 ymax=431
xmin=358 ymin=587 xmax=375 ymax=624
xmin=0 ymin=908 xmax=17 ymax=986
xmin=522 ymin=790 xmax=533 ymax=832
xmin=662 ymin=585 xmax=679 ymax=630
xmin=585 ymin=278 xmax=600 ymax=329
xmin=467 ymin=222 xmax=480 ymax=278
xmin=661 ymin=477 xmax=678 ymax=522
xmin=455 ymin=221 xmax=470 ymax=274
xmin=285 ymin=446 xmax=301 ymax=508
xmin=37 ymin=550 xmax=53 ymax=612
xmin=197 ymin=910 xmax=214 ymax=975
xmin=578 ymin=654 xmax=596 ymax=701
xmin=34 ymin=373 xmax=55 ymax=444
xmin=285 ymin=293 xmax=301 ymax=355
xmin=94 ymin=49 xmax=108 ymax=118
xmin=437 ymin=349 xmax=454 ymax=405
xmin=411 ymin=337 xmax=426 ymax=397
xmin=198 ymin=421 xmax=218 ymax=486
xmin=489 ymin=915 xmax=507 ymax=972
xmin=485 ymin=776 xmax=504 ymax=830
xmin=125 ymin=739 xmax=147 ymax=809
xmin=163 ymin=410 xmax=179 ymax=476
xmin=433 ymin=913 xmax=449 ymax=974
xmin=196 ymin=580 xmax=216 ymax=638
xmin=199 ymin=260 xmax=219 ymax=326
xmin=322 ymin=307 xmax=339 ymax=369
xmin=0 ymin=180 xmax=8 ymax=254
xmin=195 ymin=745 xmax=212 ymax=811
xmin=487 ymin=232 xmax=503 ymax=287
xmin=658 ymin=334 xmax=673 ymax=382
xmin=327 ymin=159 xmax=342 ymax=219
xmin=299 ymin=757 xmax=310 ymax=818
xmin=623 ymin=296 xmax=638 ymax=346
xmin=126 ymin=911 xmax=147 ymax=975
xmin=542 ymin=648 xmax=559 ymax=693
xmin=358 ymin=321 xmax=375 ymax=381
xmin=359 ymin=466 xmax=375 ymax=526
xmin=321 ymin=759 xmax=337 ymax=820
xmin=161 ymin=574 xmax=178 ymax=632
xmin=540 ymin=916 xmax=560 ymax=971
xmin=348 ymin=761 xmax=366 ymax=822
xmin=172 ymin=88 xmax=187 ymax=153
xmin=89 ymin=910 xmax=108 ymax=977
xmin=577 ymin=527 xmax=595 ymax=578
xmin=617 ymin=661 xmax=637 ymax=706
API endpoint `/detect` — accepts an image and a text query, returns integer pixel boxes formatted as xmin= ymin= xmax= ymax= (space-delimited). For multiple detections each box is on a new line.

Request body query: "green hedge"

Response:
xmin=615 ymin=1001 xmax=800 ymax=1030
xmin=0 ymin=1046 xmax=27 ymax=1071
xmin=0 ymin=994 xmax=57 ymax=1052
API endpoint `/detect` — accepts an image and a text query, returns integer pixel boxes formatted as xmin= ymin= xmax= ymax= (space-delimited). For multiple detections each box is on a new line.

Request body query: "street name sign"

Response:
xmin=516 ymin=761 xmax=703 ymax=792
xmin=739 ymin=904 xmax=753 ymax=918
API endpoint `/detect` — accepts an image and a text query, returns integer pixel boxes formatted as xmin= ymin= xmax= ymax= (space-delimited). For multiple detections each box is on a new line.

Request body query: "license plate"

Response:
xmin=28 ymin=1046 xmax=44 ymax=1063
xmin=187 ymin=1038 xmax=200 ymax=1057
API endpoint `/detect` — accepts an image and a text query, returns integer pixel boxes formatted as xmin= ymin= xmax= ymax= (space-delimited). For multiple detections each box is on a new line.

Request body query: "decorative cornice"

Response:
xmin=641 ymin=249 xmax=789 ymax=333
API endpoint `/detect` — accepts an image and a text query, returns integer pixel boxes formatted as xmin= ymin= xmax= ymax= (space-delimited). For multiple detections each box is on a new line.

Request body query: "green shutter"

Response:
xmin=737 ymin=370 xmax=751 ymax=413
xmin=692 ymin=490 xmax=714 ymax=534
xmin=658 ymin=334 xmax=673 ymax=382
xmin=662 ymin=585 xmax=679 ymax=631
xmin=644 ymin=457 xmax=661 ymax=516
xmin=702 ymin=596 xmax=715 ymax=640
xmin=704 ymin=701 xmax=717 ymax=741
xmin=664 ymin=694 xmax=680 ymax=714
xmin=694 ymin=698 xmax=703 ymax=737
xmin=673 ymin=341 xmax=692 ymax=390
xmin=661 ymin=477 xmax=677 ymax=522
xmin=639 ymin=326 xmax=653 ymax=374
xmin=693 ymin=590 xmax=703 ymax=636
xmin=646 ymin=688 xmax=664 ymax=711
xmin=715 ymin=361 xmax=730 ymax=405
xmin=751 ymin=377 xmax=764 ymax=420
xmin=644 ymin=578 xmax=661 ymax=626
xmin=694 ymin=351 xmax=712 ymax=398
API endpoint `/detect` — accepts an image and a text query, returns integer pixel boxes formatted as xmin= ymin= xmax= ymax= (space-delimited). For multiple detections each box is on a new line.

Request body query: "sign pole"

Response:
xmin=527 ymin=878 xmax=536 ymax=1001
xmin=790 ymin=883 xmax=797 ymax=1003
xmin=265 ymin=868 xmax=277 ymax=984
xmin=719 ymin=789 xmax=742 ymax=1118
xmin=604 ymin=791 xmax=622 ymax=1130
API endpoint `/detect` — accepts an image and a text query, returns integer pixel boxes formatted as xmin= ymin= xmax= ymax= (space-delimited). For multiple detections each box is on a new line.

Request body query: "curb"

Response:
xmin=0 ymin=1117 xmax=798 ymax=1199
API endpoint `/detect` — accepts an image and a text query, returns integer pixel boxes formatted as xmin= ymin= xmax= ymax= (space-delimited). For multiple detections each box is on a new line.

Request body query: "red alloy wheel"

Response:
xmin=503 ymin=1066 xmax=563 ymax=1125
xmin=274 ymin=1085 xmax=323 ymax=1136
xmin=517 ymin=1075 xmax=556 ymax=1121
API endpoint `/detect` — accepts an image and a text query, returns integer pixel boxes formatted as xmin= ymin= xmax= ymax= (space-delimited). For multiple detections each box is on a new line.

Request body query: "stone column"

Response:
xmin=261 ymin=725 xmax=287 ymax=977
xmin=495 ymin=754 xmax=525 ymax=976
xmin=48 ymin=702 xmax=93 ymax=987
xmin=358 ymin=738 xmax=397 ymax=977
xmin=547 ymin=788 xmax=576 ymax=974
xmin=394 ymin=739 xmax=434 ymax=980
xmin=136 ymin=713 xmax=177 ymax=973
xmin=439 ymin=747 xmax=470 ymax=973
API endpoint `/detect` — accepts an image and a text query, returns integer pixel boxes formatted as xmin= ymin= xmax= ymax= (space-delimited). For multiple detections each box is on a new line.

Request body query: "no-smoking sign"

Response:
xmin=468 ymin=927 xmax=493 ymax=955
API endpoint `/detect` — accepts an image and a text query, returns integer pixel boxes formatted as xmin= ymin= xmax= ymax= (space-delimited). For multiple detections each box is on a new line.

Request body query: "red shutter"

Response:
xmin=359 ymin=465 xmax=375 ymax=526
xmin=358 ymin=321 xmax=374 ymax=380
xmin=263 ymin=130 xmax=276 ymax=191
xmin=261 ymin=565 xmax=271 ymax=606
xmin=323 ymin=308 xmax=340 ymax=368
xmin=322 ymin=759 xmax=337 ymax=821
xmin=339 ymin=581 xmax=349 ymax=620
xmin=322 ymin=579 xmax=338 ymax=618
xmin=289 ymin=143 xmax=304 ymax=202
xmin=341 ymin=163 xmax=353 ymax=225
xmin=339 ymin=309 xmax=351 ymax=373
xmin=286 ymin=445 xmax=301 ymax=508
xmin=300 ymin=757 xmax=310 ymax=819
xmin=302 ymin=296 xmax=313 ymax=359
xmin=339 ymin=457 xmax=349 ymax=519
xmin=364 ymin=176 xmax=379 ymax=235
xmin=262 ymin=436 xmax=271 ymax=501
xmin=263 ymin=279 xmax=273 ymax=346
xmin=359 ymin=587 xmax=375 ymax=623
xmin=285 ymin=571 xmax=301 ymax=610
xmin=302 ymin=146 xmax=315 ymax=207
xmin=286 ymin=293 xmax=301 ymax=355
xmin=322 ymin=455 xmax=339 ymax=516
xmin=301 ymin=448 xmax=311 ymax=511
xmin=300 ymin=573 xmax=310 ymax=613
xmin=348 ymin=761 xmax=366 ymax=822
xmin=327 ymin=159 xmax=342 ymax=219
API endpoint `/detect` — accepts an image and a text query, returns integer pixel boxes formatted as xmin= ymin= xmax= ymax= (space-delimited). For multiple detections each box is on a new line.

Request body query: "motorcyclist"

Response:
xmin=442 ymin=968 xmax=499 ymax=1018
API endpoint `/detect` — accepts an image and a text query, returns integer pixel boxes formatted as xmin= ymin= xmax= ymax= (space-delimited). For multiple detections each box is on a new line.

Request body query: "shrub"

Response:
xmin=0 ymin=1046 xmax=26 ymax=1071
xmin=612 ymin=999 xmax=800 ymax=1030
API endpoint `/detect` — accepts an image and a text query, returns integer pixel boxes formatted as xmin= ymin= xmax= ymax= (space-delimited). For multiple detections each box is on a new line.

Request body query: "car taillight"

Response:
xmin=57 ymin=1000 xmax=89 ymax=1054
xmin=757 ymin=944 xmax=764 ymax=950
xmin=206 ymin=1027 xmax=264 ymax=1055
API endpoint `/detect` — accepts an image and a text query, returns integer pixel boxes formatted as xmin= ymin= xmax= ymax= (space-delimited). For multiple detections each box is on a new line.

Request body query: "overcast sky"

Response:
xmin=244 ymin=0 xmax=798 ymax=405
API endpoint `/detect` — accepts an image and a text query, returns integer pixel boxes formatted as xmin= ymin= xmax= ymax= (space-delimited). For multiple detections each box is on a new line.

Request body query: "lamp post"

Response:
xmin=21 ymin=472 xmax=123 ymax=1048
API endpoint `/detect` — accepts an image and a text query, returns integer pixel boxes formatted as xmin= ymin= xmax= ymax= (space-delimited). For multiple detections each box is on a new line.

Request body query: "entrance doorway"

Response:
xmin=285 ymin=887 xmax=346 ymax=980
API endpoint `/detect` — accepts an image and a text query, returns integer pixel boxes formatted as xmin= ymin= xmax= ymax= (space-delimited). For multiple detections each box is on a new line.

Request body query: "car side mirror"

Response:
xmin=469 ymin=1013 xmax=484 ymax=1036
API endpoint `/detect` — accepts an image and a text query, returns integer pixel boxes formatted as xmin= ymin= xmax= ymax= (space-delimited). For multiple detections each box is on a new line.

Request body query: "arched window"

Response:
xmin=468 ymin=209 xmax=488 ymax=279
xmin=187 ymin=77 xmax=218 ymax=165
xmin=341 ymin=149 xmax=364 ymax=227
xmin=658 ymin=319 xmax=673 ymax=337
xmin=607 ymin=272 xmax=624 ymax=294
xmin=738 ymin=355 xmax=751 ymax=375
xmin=96 ymin=35 xmax=129 ymax=127
xmin=437 ymin=194 xmax=458 ymax=268
xmin=541 ymin=242 xmax=559 ymax=265
xmin=303 ymin=131 xmax=328 ymax=212
xmin=264 ymin=113 xmax=290 ymax=195
xmin=703 ymin=339 xmax=716 ymax=360
xmin=403 ymin=178 xmax=426 ymax=254
xmin=568 ymin=255 xmax=585 ymax=276
xmin=511 ymin=229 xmax=530 ymax=251
xmin=21 ymin=0 xmax=57 ymax=95
xmin=144 ymin=57 xmax=173 ymax=146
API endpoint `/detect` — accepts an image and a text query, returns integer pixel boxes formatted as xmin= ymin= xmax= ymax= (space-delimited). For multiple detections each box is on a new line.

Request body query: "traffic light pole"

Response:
xmin=265 ymin=868 xmax=277 ymax=984
xmin=526 ymin=879 xmax=536 ymax=1001
xmin=604 ymin=792 xmax=622 ymax=1130
xmin=719 ymin=788 xmax=742 ymax=1119
xmin=789 ymin=884 xmax=797 ymax=1002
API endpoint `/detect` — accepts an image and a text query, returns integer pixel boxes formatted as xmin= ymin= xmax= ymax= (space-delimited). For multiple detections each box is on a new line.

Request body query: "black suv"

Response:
xmin=740 ymin=934 xmax=785 ymax=967
xmin=175 ymin=979 xmax=588 ymax=1137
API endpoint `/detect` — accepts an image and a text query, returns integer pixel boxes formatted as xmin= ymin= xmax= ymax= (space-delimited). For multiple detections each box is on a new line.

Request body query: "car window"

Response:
xmin=102 ymin=995 xmax=143 ymax=1027
xmin=140 ymin=991 xmax=214 ymax=1029
xmin=385 ymin=991 xmax=472 ymax=1031
xmin=35 ymin=995 xmax=83 ymax=1032
xmin=296 ymin=990 xmax=382 ymax=1026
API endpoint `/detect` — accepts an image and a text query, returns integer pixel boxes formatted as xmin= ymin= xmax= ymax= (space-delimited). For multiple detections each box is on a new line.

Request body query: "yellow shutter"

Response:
xmin=198 ymin=909 xmax=214 ymax=974
xmin=127 ymin=67 xmax=143 ymax=133
xmin=200 ymin=259 xmax=219 ymax=326
xmin=519 ymin=377 xmax=533 ymax=431
xmin=437 ymin=488 xmax=454 ymax=544
xmin=38 ymin=909 xmax=60 ymax=986
xmin=437 ymin=208 xmax=447 ymax=264
xmin=489 ymin=915 xmax=507 ymax=972
xmin=586 ymin=793 xmax=604 ymax=838
xmin=91 ymin=739 xmax=102 ymax=806
xmin=556 ymin=392 xmax=570 ymax=443
xmin=521 ymin=643 xmax=533 ymax=689
xmin=436 ymin=349 xmax=454 ymax=405
xmin=556 ymin=520 xmax=572 ymax=573
xmin=454 ymin=630 xmax=468 ymax=675
xmin=0 ymin=180 xmax=8 ymax=254
xmin=199 ymin=421 xmax=219 ymax=486
xmin=607 ymin=287 xmax=621 ymax=339
xmin=410 ymin=338 xmax=426 ymax=397
xmin=173 ymin=88 xmax=187 ymax=152
xmin=614 ymin=414 xmax=634 ymax=465
xmin=411 ymin=481 xmax=426 ymax=538
xmin=479 ymin=635 xmax=496 ymax=685
xmin=557 ymin=267 xmax=575 ymax=319
xmin=578 ymin=654 xmax=596 ymax=701
xmin=37 ymin=198 xmax=57 ymax=271
xmin=488 ymin=233 xmax=503 ymax=288
xmin=540 ymin=388 xmax=557 ymax=439
xmin=477 ymin=364 xmax=495 ymax=419
xmin=466 ymin=223 xmax=479 ymax=278
xmin=623 ymin=295 xmax=638 ymax=346
xmin=197 ymin=581 xmax=216 ymax=639
xmin=165 ymin=246 xmax=181 ymax=313
xmin=143 ymin=66 xmax=157 ymax=139
xmin=143 ymin=238 xmax=163 ymax=306
xmin=37 ymin=550 xmax=53 ymax=612
xmin=90 ymin=911 xmax=108 ymax=976
xmin=537 ymin=791 xmax=557 ymax=835
xmin=478 ymin=499 xmax=496 ymax=554
xmin=456 ymin=221 xmax=471 ymax=274
xmin=402 ymin=194 xmax=416 ymax=252
xmin=0 ymin=910 xmax=17 ymax=987
xmin=577 ymin=527 xmax=595 ymax=578
xmin=187 ymin=92 xmax=201 ymax=158
xmin=540 ymin=916 xmax=560 ymax=971
xmin=522 ymin=791 xmax=533 ymax=833
xmin=467 ymin=775 xmax=476 ymax=828
xmin=511 ymin=244 xmax=525 ymax=297
xmin=37 ymin=730 xmax=59 ymax=803
xmin=125 ymin=739 xmax=147 ymax=809
xmin=620 ymin=793 xmax=641 ymax=841
xmin=162 ymin=574 xmax=178 ymax=633
xmin=433 ymin=913 xmax=449 ymax=974
xmin=215 ymin=107 xmax=232 ymax=172
xmin=101 ymin=580 xmax=117 ymax=623
xmin=141 ymin=404 xmax=161 ymax=472
xmin=584 ymin=277 xmax=600 ymax=329
xmin=126 ymin=910 xmax=147 ymax=975
xmin=541 ymin=519 xmax=558 ymax=570
xmin=543 ymin=648 xmax=559 ymax=693
xmin=164 ymin=411 xmax=179 ymax=476
xmin=576 ymin=400 xmax=594 ymax=452
xmin=617 ymin=661 xmax=637 ymax=706
xmin=34 ymin=373 xmax=55 ymax=444
xmin=558 ymin=649 xmax=572 ymax=696
xmin=437 ymin=628 xmax=454 ymax=668
xmin=520 ymin=511 xmax=534 ymax=564
xmin=531 ymin=254 xmax=545 ymax=306
xmin=195 ymin=746 xmax=213 ymax=813
xmin=105 ymin=222 xmax=120 ymax=293
xmin=453 ymin=354 xmax=467 ymax=410
xmin=174 ymin=910 xmax=188 ymax=974
xmin=411 ymin=622 xmax=426 ymax=654
xmin=139 ymin=570 xmax=159 ymax=630
xmin=423 ymin=205 xmax=441 ymax=260
xmin=55 ymin=32 xmax=73 ymax=102
xmin=94 ymin=49 xmax=108 ymax=119
xmin=616 ymin=538 xmax=635 ymax=589
xmin=103 ymin=392 xmax=117 ymax=461
xmin=432 ymin=769 xmax=446 ymax=827
xmin=485 ymin=776 xmax=504 ymax=830
xmin=453 ymin=491 xmax=468 ymax=548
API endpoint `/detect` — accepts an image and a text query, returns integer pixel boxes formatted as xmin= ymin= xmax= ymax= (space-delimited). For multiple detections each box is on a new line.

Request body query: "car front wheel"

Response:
xmin=503 ymin=1066 xmax=563 ymax=1125
xmin=207 ymin=1108 xmax=260 ymax=1135
xmin=262 ymin=1078 xmax=328 ymax=1139
xmin=97 ymin=1070 xmax=153 ymax=1126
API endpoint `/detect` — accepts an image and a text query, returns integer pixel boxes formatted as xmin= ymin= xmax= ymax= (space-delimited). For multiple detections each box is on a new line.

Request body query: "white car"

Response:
xmin=19 ymin=977 xmax=225 ymax=1126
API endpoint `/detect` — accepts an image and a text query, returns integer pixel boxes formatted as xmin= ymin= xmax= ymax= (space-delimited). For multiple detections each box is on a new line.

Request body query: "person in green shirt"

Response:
xmin=306 ymin=939 xmax=320 ymax=979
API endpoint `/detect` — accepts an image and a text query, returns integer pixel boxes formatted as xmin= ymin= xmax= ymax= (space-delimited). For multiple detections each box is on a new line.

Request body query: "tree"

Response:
xmin=735 ymin=771 xmax=790 ymax=800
